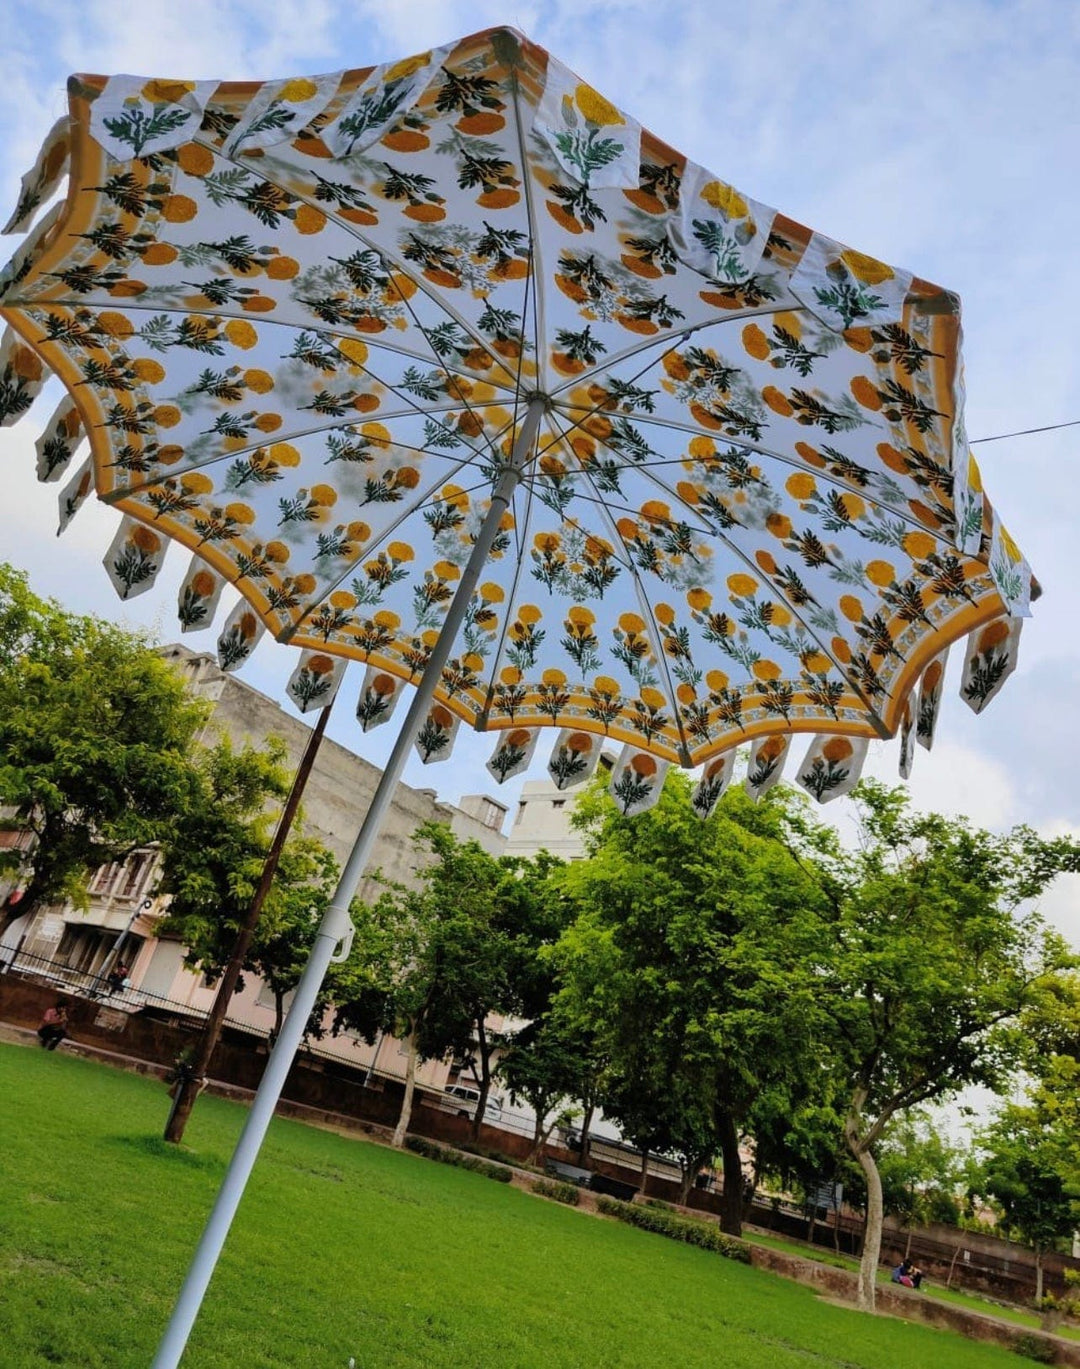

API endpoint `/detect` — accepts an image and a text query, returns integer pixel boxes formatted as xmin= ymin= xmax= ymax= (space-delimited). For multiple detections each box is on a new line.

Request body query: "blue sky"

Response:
xmin=2 ymin=0 xmax=1079 ymax=943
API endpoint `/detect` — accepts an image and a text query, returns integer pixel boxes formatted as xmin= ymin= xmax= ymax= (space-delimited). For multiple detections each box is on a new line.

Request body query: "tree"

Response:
xmin=155 ymin=734 xmax=340 ymax=1141
xmin=805 ymin=781 xmax=1076 ymax=1311
xmin=333 ymin=825 xmax=564 ymax=1147
xmin=0 ymin=563 xmax=207 ymax=932
xmin=554 ymin=773 xmax=829 ymax=1229
xmin=973 ymin=1103 xmax=1080 ymax=1303
xmin=157 ymin=736 xmax=338 ymax=1023
xmin=876 ymin=1111 xmax=963 ymax=1238
xmin=496 ymin=1011 xmax=583 ymax=1164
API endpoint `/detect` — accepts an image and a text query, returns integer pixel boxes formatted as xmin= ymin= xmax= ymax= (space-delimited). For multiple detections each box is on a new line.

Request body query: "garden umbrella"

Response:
xmin=0 ymin=25 xmax=1036 ymax=1365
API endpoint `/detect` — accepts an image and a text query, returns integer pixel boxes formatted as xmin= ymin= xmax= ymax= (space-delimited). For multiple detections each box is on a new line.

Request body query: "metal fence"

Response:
xmin=1 ymin=948 xmax=545 ymax=1140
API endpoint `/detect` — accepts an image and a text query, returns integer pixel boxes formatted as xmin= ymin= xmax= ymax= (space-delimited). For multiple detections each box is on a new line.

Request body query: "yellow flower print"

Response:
xmin=977 ymin=619 xmax=1010 ymax=652
xmin=141 ymin=79 xmax=196 ymax=103
xmin=822 ymin=736 xmax=855 ymax=763
xmin=902 ymin=531 xmax=937 ymax=560
xmin=839 ymin=595 xmax=864 ymax=622
xmin=130 ymin=525 xmax=161 ymax=554
xmin=278 ymin=77 xmax=319 ymax=103
xmin=726 ymin=573 xmax=758 ymax=598
xmin=269 ymin=443 xmax=301 ymax=467
xmin=785 ymin=473 xmax=817 ymax=501
xmin=865 ymin=560 xmax=896 ymax=586
xmin=131 ymin=358 xmax=165 ymax=384
xmin=839 ymin=249 xmax=894 ymax=285
xmin=243 ymin=369 xmax=275 ymax=394
xmin=225 ymin=320 xmax=258 ymax=350
xmin=700 ymin=181 xmax=748 ymax=219
xmin=176 ymin=143 xmax=214 ymax=177
xmin=574 ymin=82 xmax=623 ymax=127
xmin=742 ymin=324 xmax=770 ymax=360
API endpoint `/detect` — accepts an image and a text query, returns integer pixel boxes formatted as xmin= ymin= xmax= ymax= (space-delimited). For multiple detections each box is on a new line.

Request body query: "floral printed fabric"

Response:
xmin=0 ymin=26 xmax=1037 ymax=798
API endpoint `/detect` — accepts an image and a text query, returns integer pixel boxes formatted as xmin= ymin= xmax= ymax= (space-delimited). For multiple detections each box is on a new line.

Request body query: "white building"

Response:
xmin=504 ymin=753 xmax=615 ymax=863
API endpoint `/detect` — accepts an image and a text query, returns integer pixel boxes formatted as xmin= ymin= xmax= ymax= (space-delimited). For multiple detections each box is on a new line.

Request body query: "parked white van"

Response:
xmin=439 ymin=1083 xmax=503 ymax=1124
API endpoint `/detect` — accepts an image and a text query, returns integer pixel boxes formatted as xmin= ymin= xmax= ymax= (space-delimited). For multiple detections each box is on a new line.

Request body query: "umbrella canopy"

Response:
xmin=0 ymin=25 xmax=1035 ymax=817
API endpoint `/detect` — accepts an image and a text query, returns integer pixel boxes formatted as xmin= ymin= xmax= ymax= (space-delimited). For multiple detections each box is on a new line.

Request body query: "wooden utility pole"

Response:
xmin=164 ymin=700 xmax=335 ymax=1144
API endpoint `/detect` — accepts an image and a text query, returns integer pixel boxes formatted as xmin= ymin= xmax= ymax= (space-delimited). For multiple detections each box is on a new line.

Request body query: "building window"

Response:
xmin=552 ymin=799 xmax=565 ymax=809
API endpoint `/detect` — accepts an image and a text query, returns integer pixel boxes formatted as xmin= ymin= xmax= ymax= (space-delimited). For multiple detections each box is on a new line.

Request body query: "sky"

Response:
xmin=1 ymin=0 xmax=1078 ymax=947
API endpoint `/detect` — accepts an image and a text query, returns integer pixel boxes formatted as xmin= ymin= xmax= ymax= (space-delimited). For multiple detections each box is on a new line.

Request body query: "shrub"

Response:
xmin=404 ymin=1135 xmax=512 ymax=1183
xmin=594 ymin=1196 xmax=751 ymax=1263
xmin=532 ymin=1179 xmax=581 ymax=1206
xmin=1012 ymin=1333 xmax=1056 ymax=1364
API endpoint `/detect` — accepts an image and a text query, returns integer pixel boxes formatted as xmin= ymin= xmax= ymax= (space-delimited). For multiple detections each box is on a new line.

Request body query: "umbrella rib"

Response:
xmin=548 ymin=398 xmax=950 ymax=544
xmin=102 ymin=405 xmax=504 ymax=504
xmin=542 ymin=406 xmax=695 ymax=764
xmin=544 ymin=302 xmax=807 ymax=402
xmin=275 ymin=457 xmax=501 ymax=643
xmin=507 ymin=60 xmax=546 ymax=390
xmin=475 ymin=471 xmax=540 ymax=727
xmin=529 ymin=426 xmax=891 ymax=738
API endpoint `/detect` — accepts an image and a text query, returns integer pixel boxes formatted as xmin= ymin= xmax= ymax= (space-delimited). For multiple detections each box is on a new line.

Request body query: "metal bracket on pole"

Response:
xmin=324 ymin=903 xmax=355 ymax=964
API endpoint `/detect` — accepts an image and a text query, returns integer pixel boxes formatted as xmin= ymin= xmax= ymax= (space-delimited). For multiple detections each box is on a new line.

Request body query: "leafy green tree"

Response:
xmin=156 ymin=736 xmax=339 ymax=1036
xmin=972 ymin=1103 xmax=1080 ymax=1303
xmin=554 ymin=773 xmax=829 ymax=1229
xmin=0 ymin=562 xmax=207 ymax=931
xmin=876 ymin=1111 xmax=963 ymax=1237
xmin=496 ymin=1010 xmax=584 ymax=1164
xmin=333 ymin=825 xmax=565 ymax=1146
xmin=804 ymin=780 xmax=1076 ymax=1311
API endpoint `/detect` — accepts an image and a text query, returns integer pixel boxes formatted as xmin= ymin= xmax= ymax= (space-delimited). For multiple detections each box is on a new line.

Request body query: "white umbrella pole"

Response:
xmin=152 ymin=398 xmax=544 ymax=1368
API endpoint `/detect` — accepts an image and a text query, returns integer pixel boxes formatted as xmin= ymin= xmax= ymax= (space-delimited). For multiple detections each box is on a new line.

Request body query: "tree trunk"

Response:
xmin=527 ymin=1112 xmax=545 ymax=1166
xmin=678 ymin=1163 xmax=694 ymax=1208
xmin=638 ymin=1147 xmax=649 ymax=1195
xmin=392 ymin=1021 xmax=419 ymax=1149
xmin=163 ymin=699 xmax=333 ymax=1144
xmin=470 ymin=1017 xmax=491 ymax=1141
xmin=717 ymin=1112 xmax=744 ymax=1237
xmin=1034 ymin=1247 xmax=1044 ymax=1307
xmin=845 ymin=1118 xmax=883 ymax=1312
xmin=577 ymin=1101 xmax=594 ymax=1165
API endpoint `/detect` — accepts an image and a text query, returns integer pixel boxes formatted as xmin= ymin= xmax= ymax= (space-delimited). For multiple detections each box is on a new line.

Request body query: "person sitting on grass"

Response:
xmin=37 ymin=1001 xmax=68 ymax=1051
xmin=891 ymin=1258 xmax=923 ymax=1289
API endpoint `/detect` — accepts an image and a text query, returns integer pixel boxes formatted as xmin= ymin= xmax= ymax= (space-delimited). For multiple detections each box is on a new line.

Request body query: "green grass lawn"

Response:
xmin=0 ymin=1041 xmax=1050 ymax=1368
